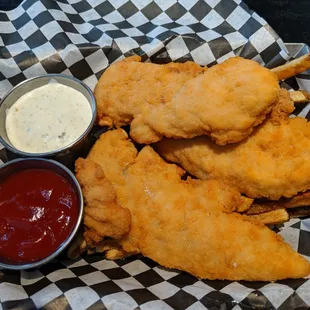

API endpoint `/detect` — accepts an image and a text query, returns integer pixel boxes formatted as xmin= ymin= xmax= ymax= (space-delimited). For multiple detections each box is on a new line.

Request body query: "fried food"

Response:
xmin=247 ymin=192 xmax=310 ymax=215
xmin=289 ymin=206 xmax=310 ymax=218
xmin=95 ymin=56 xmax=280 ymax=145
xmin=75 ymin=129 xmax=310 ymax=281
xmin=290 ymin=90 xmax=310 ymax=103
xmin=95 ymin=56 xmax=206 ymax=128
xmin=155 ymin=89 xmax=310 ymax=200
xmin=76 ymin=161 xmax=131 ymax=248
xmin=247 ymin=209 xmax=289 ymax=225
xmin=267 ymin=88 xmax=296 ymax=123
xmin=271 ymin=53 xmax=310 ymax=80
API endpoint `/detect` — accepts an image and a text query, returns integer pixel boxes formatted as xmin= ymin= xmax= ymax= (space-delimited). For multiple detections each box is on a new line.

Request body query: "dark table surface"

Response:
xmin=0 ymin=0 xmax=309 ymax=46
xmin=244 ymin=0 xmax=310 ymax=46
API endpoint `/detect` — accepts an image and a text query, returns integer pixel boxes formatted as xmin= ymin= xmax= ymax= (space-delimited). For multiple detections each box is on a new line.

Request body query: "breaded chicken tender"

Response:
xmin=76 ymin=160 xmax=131 ymax=248
xmin=75 ymin=129 xmax=310 ymax=281
xmin=155 ymin=90 xmax=310 ymax=200
xmin=95 ymin=56 xmax=280 ymax=145
xmin=95 ymin=55 xmax=206 ymax=129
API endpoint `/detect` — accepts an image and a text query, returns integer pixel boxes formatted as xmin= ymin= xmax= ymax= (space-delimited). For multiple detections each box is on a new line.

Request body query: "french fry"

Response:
xmin=271 ymin=53 xmax=310 ymax=80
xmin=246 ymin=192 xmax=310 ymax=215
xmin=248 ymin=209 xmax=289 ymax=225
xmin=106 ymin=249 xmax=129 ymax=260
xmin=289 ymin=90 xmax=310 ymax=103
xmin=288 ymin=206 xmax=310 ymax=218
xmin=95 ymin=241 xmax=134 ymax=259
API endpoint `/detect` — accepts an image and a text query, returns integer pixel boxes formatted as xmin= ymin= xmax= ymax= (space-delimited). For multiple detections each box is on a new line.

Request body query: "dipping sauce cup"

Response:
xmin=0 ymin=158 xmax=83 ymax=270
xmin=0 ymin=74 xmax=96 ymax=169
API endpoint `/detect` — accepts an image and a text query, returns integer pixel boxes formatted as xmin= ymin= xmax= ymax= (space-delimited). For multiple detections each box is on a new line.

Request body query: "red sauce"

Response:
xmin=0 ymin=169 xmax=79 ymax=263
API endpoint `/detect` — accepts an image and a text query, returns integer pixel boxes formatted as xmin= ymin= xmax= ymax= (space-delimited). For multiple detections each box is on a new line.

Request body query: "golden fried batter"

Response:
xmin=75 ymin=129 xmax=310 ymax=281
xmin=155 ymin=90 xmax=310 ymax=200
xmin=95 ymin=56 xmax=279 ymax=145
xmin=76 ymin=159 xmax=131 ymax=248
xmin=95 ymin=56 xmax=206 ymax=130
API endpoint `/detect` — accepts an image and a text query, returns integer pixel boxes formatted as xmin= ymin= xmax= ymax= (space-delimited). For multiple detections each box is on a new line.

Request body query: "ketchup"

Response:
xmin=0 ymin=169 xmax=79 ymax=263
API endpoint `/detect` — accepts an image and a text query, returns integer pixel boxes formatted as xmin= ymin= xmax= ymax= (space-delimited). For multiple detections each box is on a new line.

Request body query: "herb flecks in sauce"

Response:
xmin=6 ymin=83 xmax=92 ymax=153
xmin=58 ymin=132 xmax=66 ymax=139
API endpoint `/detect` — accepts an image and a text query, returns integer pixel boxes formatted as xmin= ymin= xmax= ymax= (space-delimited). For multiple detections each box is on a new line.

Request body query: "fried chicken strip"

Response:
xmin=155 ymin=89 xmax=310 ymax=200
xmin=76 ymin=160 xmax=131 ymax=248
xmin=95 ymin=56 xmax=206 ymax=129
xmin=95 ymin=56 xmax=279 ymax=145
xmin=75 ymin=129 xmax=310 ymax=281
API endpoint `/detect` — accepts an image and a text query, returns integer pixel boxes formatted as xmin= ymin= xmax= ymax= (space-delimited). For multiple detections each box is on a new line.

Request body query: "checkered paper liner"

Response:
xmin=1 ymin=0 xmax=310 ymax=309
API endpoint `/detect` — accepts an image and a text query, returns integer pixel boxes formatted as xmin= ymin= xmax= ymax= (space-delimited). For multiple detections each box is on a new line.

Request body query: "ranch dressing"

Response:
xmin=6 ymin=81 xmax=92 ymax=153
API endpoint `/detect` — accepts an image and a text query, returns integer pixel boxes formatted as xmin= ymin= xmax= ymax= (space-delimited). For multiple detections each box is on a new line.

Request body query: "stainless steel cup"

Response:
xmin=0 ymin=74 xmax=97 ymax=169
xmin=0 ymin=158 xmax=84 ymax=270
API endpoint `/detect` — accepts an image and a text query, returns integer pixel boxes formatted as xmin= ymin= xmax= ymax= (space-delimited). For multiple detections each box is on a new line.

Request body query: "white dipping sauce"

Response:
xmin=6 ymin=82 xmax=92 ymax=153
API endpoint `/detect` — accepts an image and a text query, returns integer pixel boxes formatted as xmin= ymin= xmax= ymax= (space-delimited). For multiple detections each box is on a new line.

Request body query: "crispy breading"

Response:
xmin=268 ymin=88 xmax=295 ymax=124
xmin=155 ymin=90 xmax=310 ymax=200
xmin=75 ymin=129 xmax=310 ymax=281
xmin=95 ymin=56 xmax=279 ymax=145
xmin=95 ymin=56 xmax=206 ymax=129
xmin=75 ymin=159 xmax=131 ymax=248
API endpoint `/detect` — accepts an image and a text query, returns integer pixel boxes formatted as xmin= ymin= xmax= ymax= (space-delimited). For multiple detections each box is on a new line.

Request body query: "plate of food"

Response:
xmin=75 ymin=53 xmax=310 ymax=281
xmin=1 ymin=1 xmax=310 ymax=309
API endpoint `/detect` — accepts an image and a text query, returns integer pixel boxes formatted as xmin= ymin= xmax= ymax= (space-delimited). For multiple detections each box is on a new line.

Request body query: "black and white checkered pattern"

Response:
xmin=1 ymin=1 xmax=310 ymax=309
xmin=1 ymin=240 xmax=310 ymax=310
xmin=0 ymin=0 xmax=290 ymax=98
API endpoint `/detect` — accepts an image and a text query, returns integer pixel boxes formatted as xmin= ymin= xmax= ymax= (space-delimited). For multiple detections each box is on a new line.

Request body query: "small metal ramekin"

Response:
xmin=0 ymin=158 xmax=84 ymax=270
xmin=0 ymin=74 xmax=97 ymax=169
